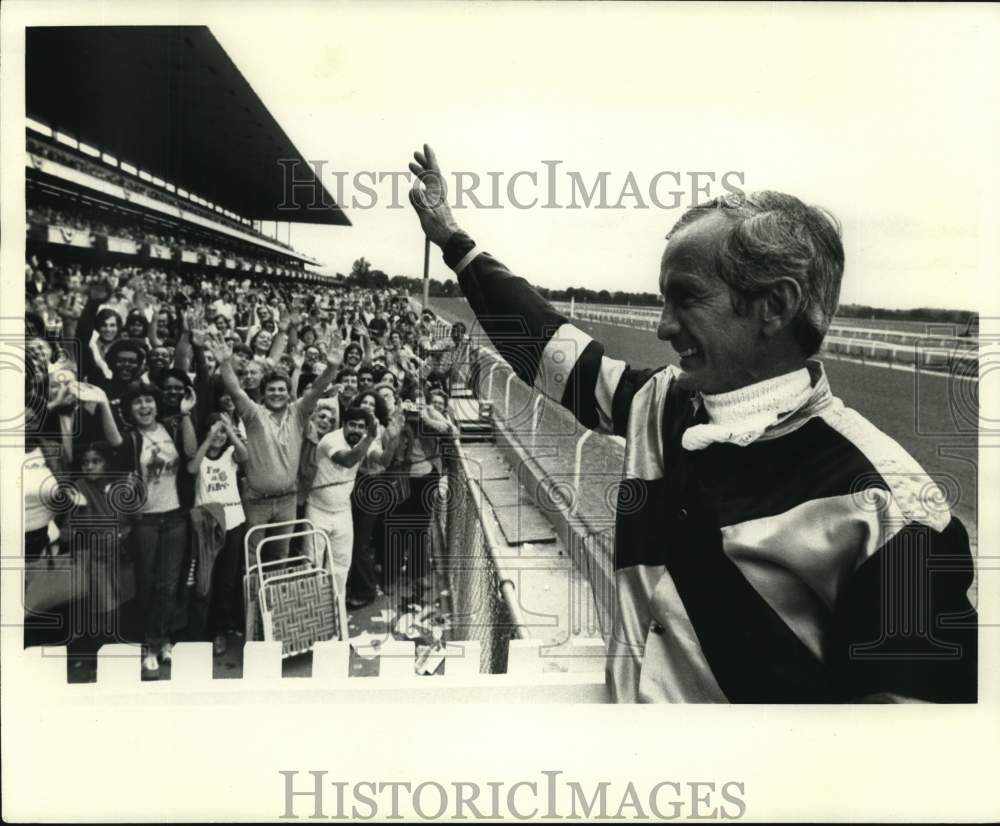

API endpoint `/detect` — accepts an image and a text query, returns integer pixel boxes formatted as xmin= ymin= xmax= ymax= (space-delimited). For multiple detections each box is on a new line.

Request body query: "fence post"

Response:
xmin=485 ymin=360 xmax=499 ymax=400
xmin=531 ymin=394 xmax=545 ymax=453
xmin=504 ymin=370 xmax=517 ymax=418
xmin=572 ymin=429 xmax=595 ymax=516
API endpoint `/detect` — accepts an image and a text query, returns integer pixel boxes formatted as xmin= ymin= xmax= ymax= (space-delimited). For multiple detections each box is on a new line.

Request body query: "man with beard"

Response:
xmin=209 ymin=337 xmax=341 ymax=562
xmin=306 ymin=406 xmax=378 ymax=601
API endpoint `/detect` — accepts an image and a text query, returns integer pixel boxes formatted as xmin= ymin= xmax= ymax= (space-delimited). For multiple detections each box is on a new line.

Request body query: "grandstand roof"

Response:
xmin=26 ymin=26 xmax=350 ymax=227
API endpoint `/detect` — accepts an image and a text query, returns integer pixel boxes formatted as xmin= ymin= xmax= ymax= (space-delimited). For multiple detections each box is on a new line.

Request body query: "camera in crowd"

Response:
xmin=401 ymin=399 xmax=424 ymax=420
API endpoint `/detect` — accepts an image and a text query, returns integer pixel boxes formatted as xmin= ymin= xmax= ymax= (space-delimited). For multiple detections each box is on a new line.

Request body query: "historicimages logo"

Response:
xmin=278 ymin=159 xmax=746 ymax=213
xmin=279 ymin=771 xmax=747 ymax=821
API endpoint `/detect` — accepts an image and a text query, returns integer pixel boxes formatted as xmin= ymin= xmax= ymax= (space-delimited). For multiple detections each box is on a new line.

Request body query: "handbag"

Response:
xmin=24 ymin=552 xmax=90 ymax=615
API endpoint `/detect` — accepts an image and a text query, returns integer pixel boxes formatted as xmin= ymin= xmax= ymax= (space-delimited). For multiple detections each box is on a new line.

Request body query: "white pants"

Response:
xmin=304 ymin=504 xmax=353 ymax=599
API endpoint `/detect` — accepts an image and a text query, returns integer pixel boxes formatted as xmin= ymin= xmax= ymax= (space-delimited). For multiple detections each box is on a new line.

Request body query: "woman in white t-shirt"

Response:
xmin=188 ymin=413 xmax=248 ymax=655
xmin=120 ymin=381 xmax=198 ymax=679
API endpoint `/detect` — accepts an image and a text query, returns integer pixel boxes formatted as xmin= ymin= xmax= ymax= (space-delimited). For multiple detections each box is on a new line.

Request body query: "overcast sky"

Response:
xmin=208 ymin=4 xmax=998 ymax=311
xmin=21 ymin=3 xmax=998 ymax=311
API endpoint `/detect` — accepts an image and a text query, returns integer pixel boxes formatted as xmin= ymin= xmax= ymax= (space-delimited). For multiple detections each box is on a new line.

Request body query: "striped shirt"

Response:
xmin=442 ymin=230 xmax=977 ymax=703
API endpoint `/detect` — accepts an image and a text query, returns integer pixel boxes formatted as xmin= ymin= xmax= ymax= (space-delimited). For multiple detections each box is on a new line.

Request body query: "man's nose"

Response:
xmin=657 ymin=303 xmax=681 ymax=340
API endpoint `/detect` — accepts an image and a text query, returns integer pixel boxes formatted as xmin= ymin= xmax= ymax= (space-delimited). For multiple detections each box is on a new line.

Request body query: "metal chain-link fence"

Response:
xmin=423 ymin=309 xmax=620 ymax=663
xmin=468 ymin=346 xmax=622 ymax=633
xmin=432 ymin=444 xmax=518 ymax=674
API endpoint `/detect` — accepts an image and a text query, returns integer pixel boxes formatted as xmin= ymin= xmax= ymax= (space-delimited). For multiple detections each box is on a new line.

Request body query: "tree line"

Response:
xmin=343 ymin=256 xmax=459 ymax=297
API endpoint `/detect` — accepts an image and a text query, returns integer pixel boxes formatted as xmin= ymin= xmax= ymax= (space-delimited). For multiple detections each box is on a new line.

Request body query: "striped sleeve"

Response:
xmin=443 ymin=231 xmax=662 ymax=434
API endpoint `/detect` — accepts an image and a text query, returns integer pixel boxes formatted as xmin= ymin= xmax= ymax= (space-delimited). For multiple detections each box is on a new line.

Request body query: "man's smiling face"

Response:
xmin=263 ymin=378 xmax=290 ymax=412
xmin=113 ymin=350 xmax=141 ymax=382
xmin=657 ymin=211 xmax=762 ymax=395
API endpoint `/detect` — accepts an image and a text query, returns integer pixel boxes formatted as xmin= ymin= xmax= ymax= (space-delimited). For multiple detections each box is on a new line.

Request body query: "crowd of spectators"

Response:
xmin=23 ymin=250 xmax=471 ymax=679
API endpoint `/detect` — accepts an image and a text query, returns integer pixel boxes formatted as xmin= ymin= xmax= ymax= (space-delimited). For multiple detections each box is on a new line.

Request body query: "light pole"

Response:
xmin=422 ymin=236 xmax=430 ymax=309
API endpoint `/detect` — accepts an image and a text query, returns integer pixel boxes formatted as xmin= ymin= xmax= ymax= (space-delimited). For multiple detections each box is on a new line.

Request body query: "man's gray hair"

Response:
xmin=669 ymin=191 xmax=845 ymax=356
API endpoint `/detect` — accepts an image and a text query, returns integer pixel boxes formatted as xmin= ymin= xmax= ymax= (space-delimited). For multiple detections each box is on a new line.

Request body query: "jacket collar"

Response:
xmin=681 ymin=359 xmax=833 ymax=451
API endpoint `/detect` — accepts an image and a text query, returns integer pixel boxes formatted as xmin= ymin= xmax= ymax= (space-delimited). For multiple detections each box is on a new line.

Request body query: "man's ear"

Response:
xmin=760 ymin=277 xmax=803 ymax=337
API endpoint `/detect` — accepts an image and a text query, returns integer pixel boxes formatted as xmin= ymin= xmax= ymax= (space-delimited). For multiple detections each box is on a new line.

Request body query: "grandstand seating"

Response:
xmin=24 ymin=178 xmax=325 ymax=285
xmin=28 ymin=131 xmax=298 ymax=253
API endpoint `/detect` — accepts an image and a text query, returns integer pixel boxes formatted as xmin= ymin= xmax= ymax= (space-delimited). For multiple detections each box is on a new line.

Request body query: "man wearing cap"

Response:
xmin=96 ymin=338 xmax=148 ymax=430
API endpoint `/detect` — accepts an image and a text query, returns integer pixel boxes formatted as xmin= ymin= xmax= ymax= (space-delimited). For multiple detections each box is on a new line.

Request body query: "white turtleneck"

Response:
xmin=681 ymin=367 xmax=813 ymax=451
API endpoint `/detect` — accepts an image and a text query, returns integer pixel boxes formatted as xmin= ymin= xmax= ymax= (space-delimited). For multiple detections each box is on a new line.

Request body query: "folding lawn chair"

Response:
xmin=244 ymin=521 xmax=349 ymax=656
xmin=243 ymin=519 xmax=316 ymax=642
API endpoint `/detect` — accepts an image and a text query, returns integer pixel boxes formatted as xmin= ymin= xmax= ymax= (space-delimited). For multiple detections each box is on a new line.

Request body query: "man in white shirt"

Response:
xmin=305 ymin=406 xmax=378 ymax=598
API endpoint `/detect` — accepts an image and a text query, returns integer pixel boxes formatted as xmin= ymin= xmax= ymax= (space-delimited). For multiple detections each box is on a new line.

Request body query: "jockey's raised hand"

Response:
xmin=408 ymin=144 xmax=461 ymax=248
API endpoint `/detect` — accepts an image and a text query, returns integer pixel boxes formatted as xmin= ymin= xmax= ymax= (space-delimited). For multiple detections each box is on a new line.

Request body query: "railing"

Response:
xmin=819 ymin=335 xmax=978 ymax=378
xmin=549 ymin=301 xmax=978 ymax=378
xmin=552 ymin=302 xmax=660 ymax=331
xmin=433 ymin=437 xmax=529 ymax=673
xmin=455 ymin=341 xmax=621 ymax=642
xmin=551 ymin=300 xmax=977 ymax=340
xmin=417 ymin=306 xmax=619 ymax=645
xmin=17 ymin=639 xmax=608 ymax=701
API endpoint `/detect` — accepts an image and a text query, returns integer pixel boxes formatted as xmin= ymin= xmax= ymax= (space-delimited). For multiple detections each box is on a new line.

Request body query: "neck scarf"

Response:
xmin=681 ymin=368 xmax=813 ymax=451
